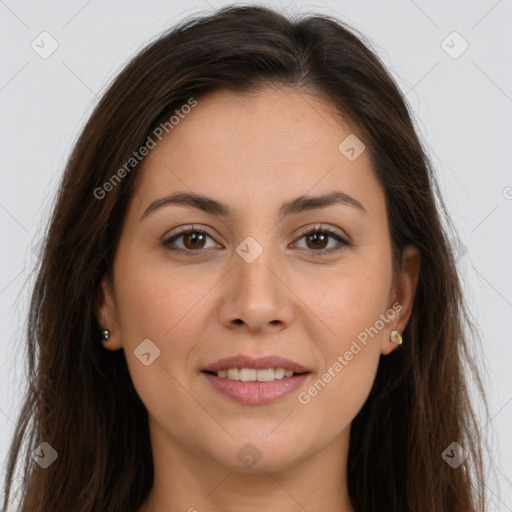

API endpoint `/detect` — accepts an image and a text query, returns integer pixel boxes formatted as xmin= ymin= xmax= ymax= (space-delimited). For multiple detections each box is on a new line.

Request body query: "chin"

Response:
xmin=206 ymin=436 xmax=308 ymax=473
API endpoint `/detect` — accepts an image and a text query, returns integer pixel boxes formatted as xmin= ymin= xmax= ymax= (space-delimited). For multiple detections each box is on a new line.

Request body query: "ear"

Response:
xmin=381 ymin=244 xmax=421 ymax=355
xmin=93 ymin=274 xmax=123 ymax=351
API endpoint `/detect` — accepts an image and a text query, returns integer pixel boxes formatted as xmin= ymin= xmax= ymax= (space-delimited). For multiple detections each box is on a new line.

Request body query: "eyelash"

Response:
xmin=162 ymin=224 xmax=351 ymax=257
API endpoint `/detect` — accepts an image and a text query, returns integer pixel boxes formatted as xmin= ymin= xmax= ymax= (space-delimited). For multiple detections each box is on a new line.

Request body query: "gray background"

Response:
xmin=1 ymin=0 xmax=511 ymax=509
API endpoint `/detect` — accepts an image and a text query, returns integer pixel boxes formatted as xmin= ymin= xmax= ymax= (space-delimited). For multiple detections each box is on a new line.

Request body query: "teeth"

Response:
xmin=273 ymin=368 xmax=285 ymax=379
xmin=214 ymin=368 xmax=297 ymax=381
xmin=227 ymin=368 xmax=239 ymax=380
xmin=239 ymin=368 xmax=257 ymax=381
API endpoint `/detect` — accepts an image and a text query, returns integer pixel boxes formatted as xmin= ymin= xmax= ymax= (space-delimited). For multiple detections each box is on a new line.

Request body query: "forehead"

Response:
xmin=158 ymin=86 xmax=362 ymax=156
xmin=133 ymin=86 xmax=384 ymax=219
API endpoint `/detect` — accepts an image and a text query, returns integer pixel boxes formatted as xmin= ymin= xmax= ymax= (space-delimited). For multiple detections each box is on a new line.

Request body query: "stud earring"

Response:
xmin=390 ymin=330 xmax=402 ymax=345
xmin=100 ymin=329 xmax=111 ymax=342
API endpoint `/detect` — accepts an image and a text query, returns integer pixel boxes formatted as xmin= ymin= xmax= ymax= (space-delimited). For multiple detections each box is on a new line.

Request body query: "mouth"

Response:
xmin=201 ymin=354 xmax=312 ymax=405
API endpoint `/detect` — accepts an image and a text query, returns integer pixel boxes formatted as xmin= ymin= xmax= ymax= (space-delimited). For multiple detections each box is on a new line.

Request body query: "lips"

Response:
xmin=201 ymin=354 xmax=312 ymax=405
xmin=201 ymin=354 xmax=311 ymax=374
xmin=202 ymin=372 xmax=310 ymax=405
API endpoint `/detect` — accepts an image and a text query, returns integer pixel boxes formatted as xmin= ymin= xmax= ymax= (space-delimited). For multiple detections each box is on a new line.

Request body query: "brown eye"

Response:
xmin=293 ymin=227 xmax=350 ymax=254
xmin=162 ymin=228 xmax=219 ymax=255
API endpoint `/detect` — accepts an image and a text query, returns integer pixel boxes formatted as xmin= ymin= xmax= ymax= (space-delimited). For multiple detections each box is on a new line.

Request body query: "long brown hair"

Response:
xmin=2 ymin=4 xmax=490 ymax=511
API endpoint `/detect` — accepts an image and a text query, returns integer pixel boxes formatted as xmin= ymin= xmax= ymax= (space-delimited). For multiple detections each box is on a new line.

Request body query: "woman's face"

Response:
xmin=96 ymin=86 xmax=419 ymax=473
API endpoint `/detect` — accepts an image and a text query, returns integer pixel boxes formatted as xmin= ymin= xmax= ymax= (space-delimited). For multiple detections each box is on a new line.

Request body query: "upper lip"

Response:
xmin=202 ymin=354 xmax=311 ymax=373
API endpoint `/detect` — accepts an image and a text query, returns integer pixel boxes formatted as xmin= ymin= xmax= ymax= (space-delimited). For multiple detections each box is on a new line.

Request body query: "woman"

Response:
xmin=2 ymin=4 xmax=489 ymax=511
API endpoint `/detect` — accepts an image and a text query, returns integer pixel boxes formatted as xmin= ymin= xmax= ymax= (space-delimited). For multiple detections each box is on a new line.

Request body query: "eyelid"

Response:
xmin=294 ymin=223 xmax=350 ymax=242
xmin=163 ymin=224 xmax=217 ymax=241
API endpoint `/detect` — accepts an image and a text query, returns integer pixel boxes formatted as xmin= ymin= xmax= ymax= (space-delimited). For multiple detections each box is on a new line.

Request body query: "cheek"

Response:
xmin=110 ymin=257 xmax=211 ymax=425
xmin=113 ymin=249 xmax=213 ymax=340
xmin=295 ymin=276 xmax=389 ymax=440
xmin=298 ymin=250 xmax=392 ymax=414
xmin=316 ymin=255 xmax=392 ymax=350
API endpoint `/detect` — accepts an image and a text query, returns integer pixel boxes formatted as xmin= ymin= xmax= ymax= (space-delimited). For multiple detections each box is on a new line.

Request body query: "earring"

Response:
xmin=100 ymin=329 xmax=111 ymax=342
xmin=390 ymin=330 xmax=402 ymax=345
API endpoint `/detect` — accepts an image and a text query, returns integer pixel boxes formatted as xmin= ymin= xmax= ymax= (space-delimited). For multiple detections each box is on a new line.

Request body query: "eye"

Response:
xmin=292 ymin=224 xmax=351 ymax=254
xmin=162 ymin=226 xmax=220 ymax=256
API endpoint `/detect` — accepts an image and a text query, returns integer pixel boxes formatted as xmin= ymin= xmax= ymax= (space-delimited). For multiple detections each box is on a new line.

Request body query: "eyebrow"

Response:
xmin=140 ymin=190 xmax=367 ymax=221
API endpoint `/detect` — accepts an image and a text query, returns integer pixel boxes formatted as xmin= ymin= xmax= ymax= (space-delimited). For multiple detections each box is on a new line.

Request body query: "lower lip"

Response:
xmin=202 ymin=372 xmax=310 ymax=405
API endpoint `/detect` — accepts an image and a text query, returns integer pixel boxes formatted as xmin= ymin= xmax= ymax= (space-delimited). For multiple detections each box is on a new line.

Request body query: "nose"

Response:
xmin=218 ymin=245 xmax=294 ymax=334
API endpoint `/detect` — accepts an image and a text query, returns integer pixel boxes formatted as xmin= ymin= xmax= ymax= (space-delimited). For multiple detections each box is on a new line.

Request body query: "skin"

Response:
xmin=95 ymin=86 xmax=420 ymax=512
